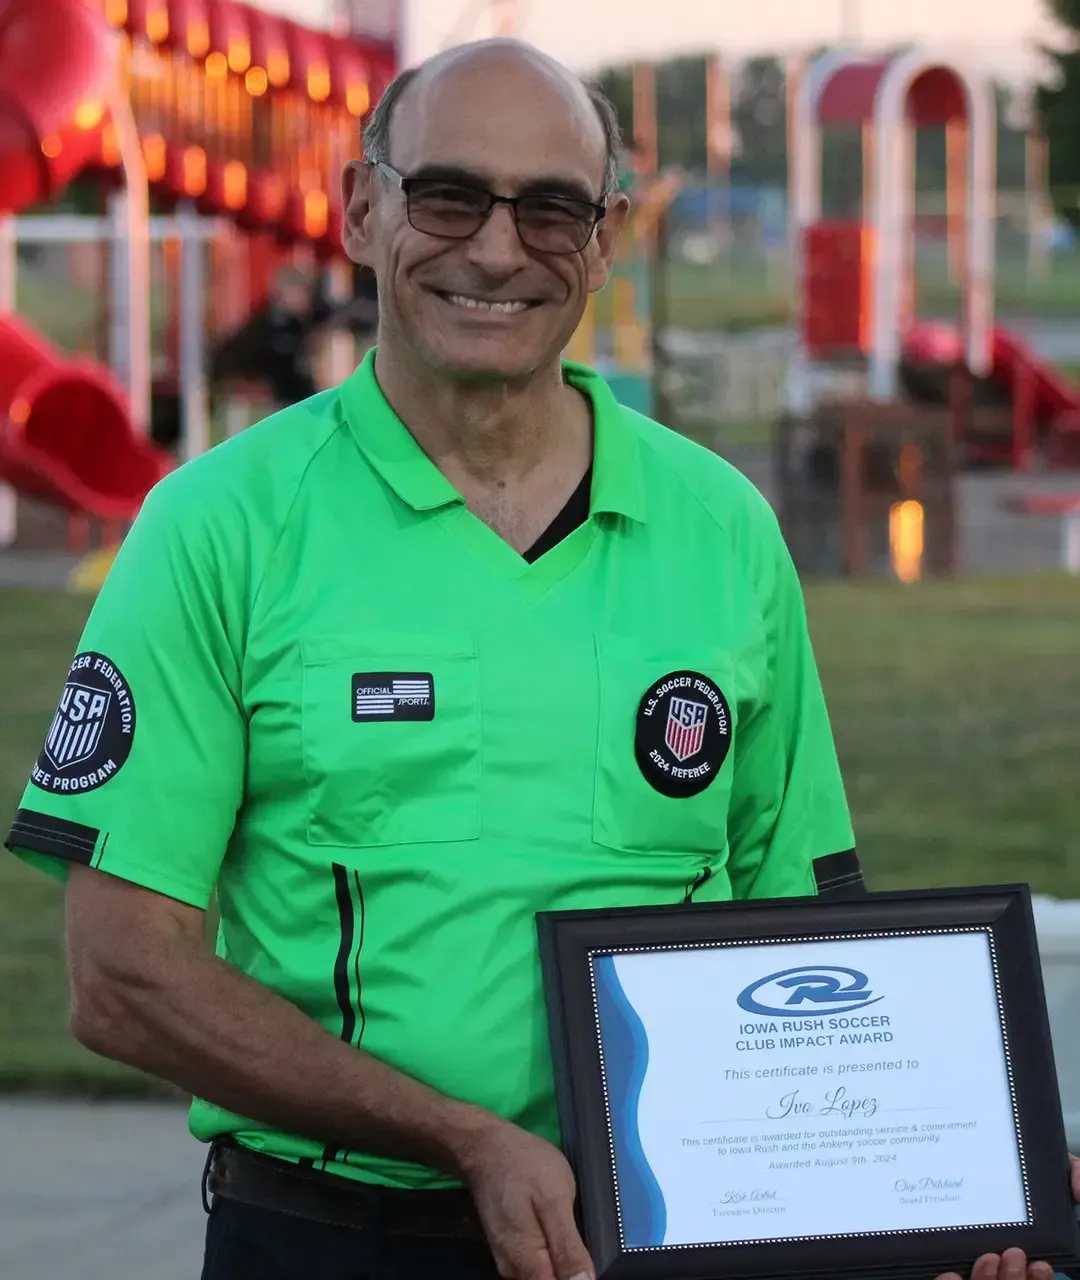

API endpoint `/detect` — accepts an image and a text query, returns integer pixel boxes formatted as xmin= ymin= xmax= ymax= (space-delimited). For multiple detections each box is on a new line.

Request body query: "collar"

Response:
xmin=340 ymin=348 xmax=647 ymax=523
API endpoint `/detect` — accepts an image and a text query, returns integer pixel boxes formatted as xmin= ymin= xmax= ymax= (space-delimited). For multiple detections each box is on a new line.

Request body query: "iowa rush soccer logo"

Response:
xmin=32 ymin=652 xmax=136 ymax=795
xmin=636 ymin=670 xmax=732 ymax=798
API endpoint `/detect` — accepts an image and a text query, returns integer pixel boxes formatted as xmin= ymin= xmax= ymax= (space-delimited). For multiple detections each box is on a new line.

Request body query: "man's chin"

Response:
xmin=425 ymin=339 xmax=549 ymax=387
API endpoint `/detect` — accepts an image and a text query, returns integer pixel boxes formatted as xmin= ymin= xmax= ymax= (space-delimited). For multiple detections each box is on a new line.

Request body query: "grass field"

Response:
xmin=1 ymin=576 xmax=1079 ymax=1093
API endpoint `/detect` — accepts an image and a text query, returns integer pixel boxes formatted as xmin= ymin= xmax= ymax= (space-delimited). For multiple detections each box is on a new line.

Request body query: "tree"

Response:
xmin=1036 ymin=0 xmax=1080 ymax=221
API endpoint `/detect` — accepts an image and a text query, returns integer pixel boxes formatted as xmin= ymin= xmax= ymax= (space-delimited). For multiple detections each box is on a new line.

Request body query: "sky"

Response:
xmin=257 ymin=0 xmax=1067 ymax=84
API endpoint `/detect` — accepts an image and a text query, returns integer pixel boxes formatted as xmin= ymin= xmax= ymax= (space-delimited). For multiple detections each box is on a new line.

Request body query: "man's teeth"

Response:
xmin=445 ymin=293 xmax=529 ymax=314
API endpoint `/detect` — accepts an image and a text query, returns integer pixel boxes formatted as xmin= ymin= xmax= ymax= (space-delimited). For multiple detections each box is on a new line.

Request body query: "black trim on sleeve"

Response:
xmin=813 ymin=848 xmax=868 ymax=900
xmin=4 ymin=809 xmax=99 ymax=865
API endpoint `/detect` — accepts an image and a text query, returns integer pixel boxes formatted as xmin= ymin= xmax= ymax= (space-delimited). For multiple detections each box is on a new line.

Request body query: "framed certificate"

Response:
xmin=537 ymin=885 xmax=1080 ymax=1280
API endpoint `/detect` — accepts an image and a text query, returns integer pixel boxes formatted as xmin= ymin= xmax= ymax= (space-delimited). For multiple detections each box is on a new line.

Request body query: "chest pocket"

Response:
xmin=301 ymin=632 xmax=480 ymax=848
xmin=593 ymin=634 xmax=739 ymax=856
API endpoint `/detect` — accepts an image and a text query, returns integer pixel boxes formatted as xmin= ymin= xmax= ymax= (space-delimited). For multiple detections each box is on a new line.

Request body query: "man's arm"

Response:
xmin=66 ymin=863 xmax=483 ymax=1171
xmin=723 ymin=500 xmax=862 ymax=901
xmin=66 ymin=868 xmax=595 ymax=1280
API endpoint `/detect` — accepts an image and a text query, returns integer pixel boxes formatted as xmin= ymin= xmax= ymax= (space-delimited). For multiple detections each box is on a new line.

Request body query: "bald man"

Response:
xmin=7 ymin=38 xmax=1077 ymax=1280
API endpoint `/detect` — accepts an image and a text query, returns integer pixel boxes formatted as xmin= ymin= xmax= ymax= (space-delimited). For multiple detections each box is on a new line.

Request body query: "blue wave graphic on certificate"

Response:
xmin=592 ymin=954 xmax=668 ymax=1246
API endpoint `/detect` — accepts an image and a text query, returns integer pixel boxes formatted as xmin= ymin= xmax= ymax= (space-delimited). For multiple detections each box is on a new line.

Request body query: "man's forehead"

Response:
xmin=388 ymin=43 xmax=606 ymax=188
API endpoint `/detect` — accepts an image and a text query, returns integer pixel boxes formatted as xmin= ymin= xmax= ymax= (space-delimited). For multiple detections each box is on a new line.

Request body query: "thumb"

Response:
xmin=535 ymin=1197 xmax=594 ymax=1280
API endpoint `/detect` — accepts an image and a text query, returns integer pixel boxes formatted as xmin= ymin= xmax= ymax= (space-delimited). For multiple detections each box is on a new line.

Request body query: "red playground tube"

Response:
xmin=0 ymin=315 xmax=172 ymax=521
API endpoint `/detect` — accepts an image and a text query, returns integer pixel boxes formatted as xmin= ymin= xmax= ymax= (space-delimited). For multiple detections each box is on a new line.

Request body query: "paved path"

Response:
xmin=0 ymin=1101 xmax=206 ymax=1280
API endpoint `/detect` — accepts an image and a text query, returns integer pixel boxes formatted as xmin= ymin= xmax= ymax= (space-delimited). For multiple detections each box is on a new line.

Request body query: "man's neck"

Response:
xmin=372 ymin=340 xmax=593 ymax=553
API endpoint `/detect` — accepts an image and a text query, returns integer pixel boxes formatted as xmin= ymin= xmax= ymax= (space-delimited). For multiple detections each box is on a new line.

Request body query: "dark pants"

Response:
xmin=201 ymin=1195 xmax=502 ymax=1280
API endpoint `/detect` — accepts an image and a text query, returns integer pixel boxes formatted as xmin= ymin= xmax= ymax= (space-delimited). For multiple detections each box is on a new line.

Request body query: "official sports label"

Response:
xmin=635 ymin=670 xmax=732 ymax=798
xmin=32 ymin=651 xmax=136 ymax=794
xmin=352 ymin=672 xmax=435 ymax=722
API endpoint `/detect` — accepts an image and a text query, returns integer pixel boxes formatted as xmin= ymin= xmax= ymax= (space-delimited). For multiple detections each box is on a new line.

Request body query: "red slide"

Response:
xmin=904 ymin=321 xmax=1080 ymax=469
xmin=0 ymin=0 xmax=172 ymax=527
xmin=0 ymin=316 xmax=171 ymax=521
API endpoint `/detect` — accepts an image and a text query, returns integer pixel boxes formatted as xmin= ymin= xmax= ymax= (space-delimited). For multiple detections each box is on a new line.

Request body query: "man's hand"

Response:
xmin=456 ymin=1118 xmax=594 ymax=1280
xmin=935 ymin=1155 xmax=1080 ymax=1280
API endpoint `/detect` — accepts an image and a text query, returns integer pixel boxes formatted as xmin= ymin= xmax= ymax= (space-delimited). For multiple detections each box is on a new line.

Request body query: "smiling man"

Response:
xmin=5 ymin=37 xmax=1075 ymax=1280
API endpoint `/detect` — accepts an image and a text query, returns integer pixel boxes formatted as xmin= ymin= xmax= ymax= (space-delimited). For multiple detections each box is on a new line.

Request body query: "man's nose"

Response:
xmin=464 ymin=202 xmax=530 ymax=270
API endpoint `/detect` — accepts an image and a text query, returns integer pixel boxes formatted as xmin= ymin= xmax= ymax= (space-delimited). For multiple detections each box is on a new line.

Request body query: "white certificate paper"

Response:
xmin=591 ymin=932 xmax=1029 ymax=1250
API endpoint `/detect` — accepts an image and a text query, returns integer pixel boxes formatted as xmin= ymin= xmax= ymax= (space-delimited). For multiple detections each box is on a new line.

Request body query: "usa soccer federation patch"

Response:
xmin=32 ymin=652 xmax=136 ymax=795
xmin=635 ymin=670 xmax=731 ymax=798
xmin=352 ymin=672 xmax=435 ymax=722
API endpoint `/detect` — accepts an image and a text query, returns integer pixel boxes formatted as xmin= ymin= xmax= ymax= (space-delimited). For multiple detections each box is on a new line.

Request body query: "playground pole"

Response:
xmin=706 ymin=55 xmax=730 ymax=235
xmin=633 ymin=61 xmax=659 ymax=179
xmin=106 ymin=55 xmax=152 ymax=435
xmin=177 ymin=202 xmax=211 ymax=462
xmin=0 ymin=215 xmax=16 ymax=548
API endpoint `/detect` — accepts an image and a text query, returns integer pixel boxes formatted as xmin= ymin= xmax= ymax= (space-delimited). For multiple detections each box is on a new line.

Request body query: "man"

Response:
xmin=4 ymin=39 xmax=1075 ymax=1280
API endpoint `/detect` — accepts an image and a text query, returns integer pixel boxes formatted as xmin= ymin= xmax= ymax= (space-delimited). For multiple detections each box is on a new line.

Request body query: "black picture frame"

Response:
xmin=537 ymin=885 xmax=1080 ymax=1280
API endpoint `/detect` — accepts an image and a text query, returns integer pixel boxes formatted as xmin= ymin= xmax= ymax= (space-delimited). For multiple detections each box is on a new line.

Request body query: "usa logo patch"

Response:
xmin=635 ymin=670 xmax=731 ymax=798
xmin=32 ymin=652 xmax=136 ymax=795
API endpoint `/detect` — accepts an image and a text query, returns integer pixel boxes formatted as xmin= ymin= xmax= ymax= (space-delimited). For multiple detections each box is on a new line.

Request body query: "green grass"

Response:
xmin=1 ymin=576 xmax=1079 ymax=1093
xmin=0 ymin=589 xmax=175 ymax=1096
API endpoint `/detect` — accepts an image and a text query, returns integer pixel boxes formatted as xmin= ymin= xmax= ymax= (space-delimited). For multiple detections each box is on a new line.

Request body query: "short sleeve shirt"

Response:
xmin=5 ymin=350 xmax=855 ymax=1187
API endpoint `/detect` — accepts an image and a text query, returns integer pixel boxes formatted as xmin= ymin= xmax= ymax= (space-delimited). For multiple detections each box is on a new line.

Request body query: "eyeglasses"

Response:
xmin=372 ymin=161 xmax=606 ymax=255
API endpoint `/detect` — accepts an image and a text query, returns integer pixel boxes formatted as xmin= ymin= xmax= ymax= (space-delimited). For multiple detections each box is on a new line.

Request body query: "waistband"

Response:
xmin=204 ymin=1138 xmax=487 ymax=1242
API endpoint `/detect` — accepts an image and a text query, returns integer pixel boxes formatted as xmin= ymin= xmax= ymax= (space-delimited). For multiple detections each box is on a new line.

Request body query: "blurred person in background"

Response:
xmin=210 ymin=264 xmax=378 ymax=413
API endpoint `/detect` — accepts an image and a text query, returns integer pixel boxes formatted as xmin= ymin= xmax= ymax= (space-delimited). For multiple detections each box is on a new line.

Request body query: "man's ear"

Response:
xmin=586 ymin=192 xmax=631 ymax=295
xmin=342 ymin=160 xmax=376 ymax=268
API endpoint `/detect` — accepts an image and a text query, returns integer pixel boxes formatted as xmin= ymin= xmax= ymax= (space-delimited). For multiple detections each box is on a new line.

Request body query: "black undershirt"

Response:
xmin=521 ymin=467 xmax=593 ymax=564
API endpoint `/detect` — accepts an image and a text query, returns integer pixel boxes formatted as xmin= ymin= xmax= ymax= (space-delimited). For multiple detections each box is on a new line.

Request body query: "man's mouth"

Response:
xmin=432 ymin=290 xmax=538 ymax=315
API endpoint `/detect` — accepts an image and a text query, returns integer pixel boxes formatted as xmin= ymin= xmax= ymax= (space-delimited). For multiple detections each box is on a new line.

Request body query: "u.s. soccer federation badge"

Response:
xmin=32 ymin=652 xmax=136 ymax=795
xmin=635 ymin=670 xmax=732 ymax=798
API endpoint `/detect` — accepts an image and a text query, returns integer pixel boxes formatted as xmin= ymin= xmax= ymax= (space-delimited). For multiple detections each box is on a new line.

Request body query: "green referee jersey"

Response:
xmin=4 ymin=349 xmax=856 ymax=1188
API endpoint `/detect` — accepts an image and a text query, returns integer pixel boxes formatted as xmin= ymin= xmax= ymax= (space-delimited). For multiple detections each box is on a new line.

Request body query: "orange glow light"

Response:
xmin=10 ymin=398 xmax=30 ymax=425
xmin=104 ymin=0 xmax=127 ymax=27
xmin=889 ymin=500 xmax=925 ymax=584
xmin=101 ymin=124 xmax=120 ymax=167
xmin=183 ymin=146 xmax=207 ymax=196
xmin=304 ymin=189 xmax=329 ymax=238
xmin=346 ymin=82 xmax=370 ymax=117
xmin=187 ymin=20 xmax=210 ymax=58
xmin=307 ymin=67 xmax=331 ymax=103
xmin=41 ymin=135 xmax=62 ymax=159
xmin=223 ymin=161 xmax=247 ymax=209
xmin=245 ymin=66 xmax=269 ymax=97
xmin=228 ymin=38 xmax=251 ymax=74
xmin=260 ymin=175 xmax=286 ymax=218
xmin=73 ymin=101 xmax=105 ymax=131
xmin=205 ymin=51 xmax=228 ymax=80
xmin=147 ymin=5 xmax=169 ymax=42
xmin=142 ymin=133 xmax=167 ymax=181
xmin=267 ymin=50 xmax=290 ymax=87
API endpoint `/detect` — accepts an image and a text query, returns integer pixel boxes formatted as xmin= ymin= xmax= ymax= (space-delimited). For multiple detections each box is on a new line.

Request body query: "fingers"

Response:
xmin=1070 ymin=1153 xmax=1080 ymax=1203
xmin=1000 ymin=1248 xmax=1032 ymax=1280
xmin=534 ymin=1193 xmax=594 ymax=1280
xmin=971 ymin=1253 xmax=1002 ymax=1280
xmin=1026 ymin=1262 xmax=1056 ymax=1280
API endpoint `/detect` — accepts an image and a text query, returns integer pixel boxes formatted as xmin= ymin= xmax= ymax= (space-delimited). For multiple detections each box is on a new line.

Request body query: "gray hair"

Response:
xmin=362 ymin=67 xmax=624 ymax=201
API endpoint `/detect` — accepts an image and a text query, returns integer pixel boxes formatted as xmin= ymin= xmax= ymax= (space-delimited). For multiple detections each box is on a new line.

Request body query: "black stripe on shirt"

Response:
xmin=4 ymin=809 xmax=99 ymax=865
xmin=331 ymin=863 xmax=357 ymax=1046
xmin=325 ymin=865 xmax=367 ymax=1171
xmin=813 ymin=849 xmax=868 ymax=900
